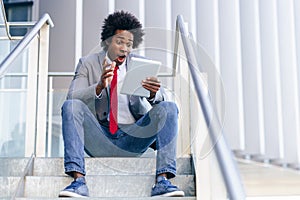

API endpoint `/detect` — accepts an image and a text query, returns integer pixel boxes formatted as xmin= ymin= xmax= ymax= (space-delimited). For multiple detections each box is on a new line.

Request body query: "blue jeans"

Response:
xmin=61 ymin=99 xmax=179 ymax=178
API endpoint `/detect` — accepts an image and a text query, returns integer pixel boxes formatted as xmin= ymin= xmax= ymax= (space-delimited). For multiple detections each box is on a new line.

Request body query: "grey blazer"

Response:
xmin=67 ymin=51 xmax=164 ymax=123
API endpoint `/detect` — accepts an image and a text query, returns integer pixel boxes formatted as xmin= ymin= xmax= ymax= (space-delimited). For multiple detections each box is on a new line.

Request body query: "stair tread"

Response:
xmin=24 ymin=175 xmax=195 ymax=197
xmin=33 ymin=157 xmax=193 ymax=176
xmin=2 ymin=157 xmax=195 ymax=198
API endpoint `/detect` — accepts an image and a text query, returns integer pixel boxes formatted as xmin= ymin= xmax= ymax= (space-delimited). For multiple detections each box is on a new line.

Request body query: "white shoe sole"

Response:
xmin=58 ymin=190 xmax=88 ymax=198
xmin=158 ymin=190 xmax=185 ymax=197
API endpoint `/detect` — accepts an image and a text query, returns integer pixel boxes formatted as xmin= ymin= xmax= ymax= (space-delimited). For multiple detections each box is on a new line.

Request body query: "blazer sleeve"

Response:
xmin=67 ymin=57 xmax=98 ymax=104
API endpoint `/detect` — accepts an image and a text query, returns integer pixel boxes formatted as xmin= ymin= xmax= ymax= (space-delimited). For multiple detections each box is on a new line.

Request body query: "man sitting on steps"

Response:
xmin=58 ymin=10 xmax=184 ymax=198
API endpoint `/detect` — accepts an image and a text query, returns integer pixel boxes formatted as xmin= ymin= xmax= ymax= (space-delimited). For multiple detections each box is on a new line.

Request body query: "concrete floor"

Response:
xmin=237 ymin=159 xmax=300 ymax=199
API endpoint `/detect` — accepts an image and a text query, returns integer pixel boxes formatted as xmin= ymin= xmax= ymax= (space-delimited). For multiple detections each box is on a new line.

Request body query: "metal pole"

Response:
xmin=177 ymin=15 xmax=246 ymax=199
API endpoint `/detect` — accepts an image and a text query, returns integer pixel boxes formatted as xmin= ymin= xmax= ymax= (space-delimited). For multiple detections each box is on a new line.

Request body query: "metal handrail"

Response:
xmin=0 ymin=12 xmax=53 ymax=157
xmin=0 ymin=13 xmax=54 ymax=76
xmin=0 ymin=0 xmax=10 ymax=39
xmin=175 ymin=15 xmax=246 ymax=199
xmin=0 ymin=22 xmax=37 ymax=40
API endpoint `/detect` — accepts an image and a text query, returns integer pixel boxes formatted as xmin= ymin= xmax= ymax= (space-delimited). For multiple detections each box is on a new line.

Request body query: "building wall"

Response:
xmin=31 ymin=0 xmax=300 ymax=165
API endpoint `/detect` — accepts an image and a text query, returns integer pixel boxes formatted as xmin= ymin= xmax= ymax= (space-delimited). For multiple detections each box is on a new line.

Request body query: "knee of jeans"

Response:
xmin=62 ymin=99 xmax=85 ymax=115
xmin=158 ymin=101 xmax=179 ymax=115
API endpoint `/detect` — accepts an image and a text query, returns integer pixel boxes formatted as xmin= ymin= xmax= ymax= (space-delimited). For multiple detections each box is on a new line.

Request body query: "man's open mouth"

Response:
xmin=115 ymin=55 xmax=126 ymax=65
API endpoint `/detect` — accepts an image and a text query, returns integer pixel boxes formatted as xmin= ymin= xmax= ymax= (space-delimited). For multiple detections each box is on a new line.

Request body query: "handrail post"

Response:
xmin=25 ymin=35 xmax=38 ymax=157
xmin=35 ymin=23 xmax=50 ymax=157
xmin=176 ymin=15 xmax=246 ymax=199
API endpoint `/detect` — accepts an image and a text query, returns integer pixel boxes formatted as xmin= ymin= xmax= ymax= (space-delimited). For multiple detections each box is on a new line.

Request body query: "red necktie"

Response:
xmin=109 ymin=65 xmax=119 ymax=134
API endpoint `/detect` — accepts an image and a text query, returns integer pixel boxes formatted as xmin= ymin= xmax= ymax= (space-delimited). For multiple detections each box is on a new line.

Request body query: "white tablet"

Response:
xmin=120 ymin=57 xmax=161 ymax=97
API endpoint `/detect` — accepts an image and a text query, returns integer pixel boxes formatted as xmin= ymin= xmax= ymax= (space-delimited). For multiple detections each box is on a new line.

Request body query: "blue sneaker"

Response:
xmin=59 ymin=177 xmax=89 ymax=198
xmin=151 ymin=176 xmax=185 ymax=197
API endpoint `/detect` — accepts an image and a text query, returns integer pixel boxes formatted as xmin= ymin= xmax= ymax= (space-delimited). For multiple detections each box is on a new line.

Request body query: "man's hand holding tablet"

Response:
xmin=120 ymin=57 xmax=161 ymax=97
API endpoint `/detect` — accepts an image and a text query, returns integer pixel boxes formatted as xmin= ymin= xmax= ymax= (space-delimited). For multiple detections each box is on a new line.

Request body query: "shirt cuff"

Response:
xmin=147 ymin=92 xmax=159 ymax=103
xmin=95 ymin=85 xmax=103 ymax=99
xmin=96 ymin=92 xmax=103 ymax=99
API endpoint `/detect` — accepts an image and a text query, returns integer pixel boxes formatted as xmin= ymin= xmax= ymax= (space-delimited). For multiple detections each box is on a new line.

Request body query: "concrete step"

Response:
xmin=0 ymin=158 xmax=31 ymax=176
xmin=33 ymin=157 xmax=193 ymax=176
xmin=24 ymin=175 xmax=195 ymax=198
xmin=0 ymin=176 xmax=20 ymax=198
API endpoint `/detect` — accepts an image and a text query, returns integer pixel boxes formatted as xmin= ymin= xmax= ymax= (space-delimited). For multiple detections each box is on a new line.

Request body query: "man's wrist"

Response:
xmin=147 ymin=93 xmax=156 ymax=102
xmin=96 ymin=83 xmax=104 ymax=97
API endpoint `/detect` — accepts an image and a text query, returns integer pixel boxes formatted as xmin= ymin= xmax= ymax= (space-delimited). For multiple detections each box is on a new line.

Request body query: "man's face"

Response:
xmin=106 ymin=30 xmax=134 ymax=64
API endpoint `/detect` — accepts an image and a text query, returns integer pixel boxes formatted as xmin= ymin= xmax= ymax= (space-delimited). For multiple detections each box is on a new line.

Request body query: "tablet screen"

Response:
xmin=120 ymin=57 xmax=161 ymax=97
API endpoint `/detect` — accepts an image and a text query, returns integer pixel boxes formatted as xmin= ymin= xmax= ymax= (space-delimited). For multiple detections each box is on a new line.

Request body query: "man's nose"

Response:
xmin=120 ymin=44 xmax=129 ymax=52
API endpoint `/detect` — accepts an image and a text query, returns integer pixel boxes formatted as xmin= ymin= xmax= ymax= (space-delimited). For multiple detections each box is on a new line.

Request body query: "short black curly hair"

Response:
xmin=101 ymin=10 xmax=144 ymax=51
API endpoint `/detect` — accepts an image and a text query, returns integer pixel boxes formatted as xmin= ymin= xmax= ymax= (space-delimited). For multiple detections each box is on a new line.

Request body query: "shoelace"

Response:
xmin=157 ymin=179 xmax=177 ymax=189
xmin=67 ymin=179 xmax=84 ymax=189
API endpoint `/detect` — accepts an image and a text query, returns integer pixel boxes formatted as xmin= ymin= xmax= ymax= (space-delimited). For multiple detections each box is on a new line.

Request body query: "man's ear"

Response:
xmin=105 ymin=40 xmax=111 ymax=46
